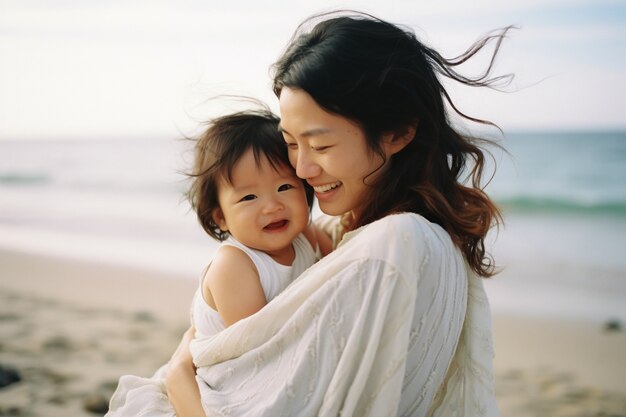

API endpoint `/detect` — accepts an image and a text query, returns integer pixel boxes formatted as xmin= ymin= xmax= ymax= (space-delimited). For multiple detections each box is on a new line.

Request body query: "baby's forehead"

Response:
xmin=222 ymin=152 xmax=296 ymax=185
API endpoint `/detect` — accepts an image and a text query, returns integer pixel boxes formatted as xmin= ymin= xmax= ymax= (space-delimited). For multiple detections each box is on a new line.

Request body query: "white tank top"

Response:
xmin=192 ymin=233 xmax=319 ymax=337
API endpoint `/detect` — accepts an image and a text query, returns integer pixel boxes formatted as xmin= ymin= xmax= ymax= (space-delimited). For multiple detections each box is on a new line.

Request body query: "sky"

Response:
xmin=0 ymin=0 xmax=624 ymax=140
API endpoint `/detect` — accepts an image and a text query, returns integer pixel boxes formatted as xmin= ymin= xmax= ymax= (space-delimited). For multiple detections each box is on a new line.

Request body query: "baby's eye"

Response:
xmin=312 ymin=145 xmax=330 ymax=151
xmin=278 ymin=183 xmax=294 ymax=192
xmin=239 ymin=194 xmax=256 ymax=202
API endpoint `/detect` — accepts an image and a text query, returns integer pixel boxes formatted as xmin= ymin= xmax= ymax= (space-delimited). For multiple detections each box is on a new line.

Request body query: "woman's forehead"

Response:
xmin=279 ymin=89 xmax=363 ymax=139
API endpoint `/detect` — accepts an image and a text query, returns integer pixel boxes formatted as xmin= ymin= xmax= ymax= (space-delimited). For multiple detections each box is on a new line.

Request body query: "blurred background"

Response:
xmin=0 ymin=0 xmax=625 ymax=414
xmin=1 ymin=0 xmax=624 ymax=317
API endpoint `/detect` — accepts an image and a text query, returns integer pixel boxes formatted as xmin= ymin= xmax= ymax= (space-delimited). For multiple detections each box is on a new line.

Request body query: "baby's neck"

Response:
xmin=266 ymin=243 xmax=296 ymax=266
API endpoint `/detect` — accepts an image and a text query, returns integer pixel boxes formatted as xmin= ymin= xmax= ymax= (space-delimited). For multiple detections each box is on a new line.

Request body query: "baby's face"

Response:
xmin=212 ymin=148 xmax=309 ymax=263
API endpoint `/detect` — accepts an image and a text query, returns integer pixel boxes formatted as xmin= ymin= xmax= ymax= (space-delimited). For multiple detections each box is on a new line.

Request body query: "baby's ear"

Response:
xmin=382 ymin=122 xmax=418 ymax=156
xmin=211 ymin=207 xmax=228 ymax=232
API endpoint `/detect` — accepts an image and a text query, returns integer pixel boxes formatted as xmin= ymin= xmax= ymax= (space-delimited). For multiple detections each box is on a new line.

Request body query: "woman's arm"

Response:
xmin=166 ymin=326 xmax=207 ymax=417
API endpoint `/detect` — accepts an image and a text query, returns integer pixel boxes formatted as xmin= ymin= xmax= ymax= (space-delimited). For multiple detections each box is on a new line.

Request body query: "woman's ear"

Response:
xmin=211 ymin=207 xmax=228 ymax=232
xmin=382 ymin=122 xmax=417 ymax=156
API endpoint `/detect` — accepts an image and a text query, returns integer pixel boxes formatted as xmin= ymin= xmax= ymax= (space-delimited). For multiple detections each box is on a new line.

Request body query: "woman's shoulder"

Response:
xmin=373 ymin=212 xmax=429 ymax=228
xmin=346 ymin=212 xmax=439 ymax=243
xmin=342 ymin=212 xmax=457 ymax=264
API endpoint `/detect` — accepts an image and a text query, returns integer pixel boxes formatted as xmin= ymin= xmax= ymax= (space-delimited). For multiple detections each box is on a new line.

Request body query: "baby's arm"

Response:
xmin=304 ymin=221 xmax=335 ymax=257
xmin=203 ymin=245 xmax=267 ymax=326
xmin=166 ymin=246 xmax=266 ymax=417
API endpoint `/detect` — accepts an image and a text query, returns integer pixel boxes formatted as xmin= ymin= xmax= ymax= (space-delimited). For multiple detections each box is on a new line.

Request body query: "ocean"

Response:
xmin=484 ymin=131 xmax=626 ymax=271
xmin=1 ymin=131 xmax=625 ymax=321
xmin=488 ymin=131 xmax=626 ymax=216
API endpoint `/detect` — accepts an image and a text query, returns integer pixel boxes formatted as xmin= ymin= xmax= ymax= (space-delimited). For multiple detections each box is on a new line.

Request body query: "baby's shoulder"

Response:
xmin=213 ymin=242 xmax=255 ymax=263
xmin=204 ymin=244 xmax=257 ymax=288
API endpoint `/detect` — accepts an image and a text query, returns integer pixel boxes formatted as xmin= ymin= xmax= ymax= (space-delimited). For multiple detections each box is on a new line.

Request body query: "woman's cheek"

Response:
xmin=288 ymin=151 xmax=298 ymax=170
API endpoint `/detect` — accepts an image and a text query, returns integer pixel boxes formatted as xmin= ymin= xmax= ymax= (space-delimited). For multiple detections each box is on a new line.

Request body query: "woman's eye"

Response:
xmin=240 ymin=194 xmax=256 ymax=202
xmin=285 ymin=142 xmax=298 ymax=150
xmin=312 ymin=145 xmax=330 ymax=151
xmin=278 ymin=183 xmax=294 ymax=192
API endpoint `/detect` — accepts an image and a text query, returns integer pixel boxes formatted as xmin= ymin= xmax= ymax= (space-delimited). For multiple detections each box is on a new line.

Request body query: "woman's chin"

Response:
xmin=318 ymin=203 xmax=347 ymax=217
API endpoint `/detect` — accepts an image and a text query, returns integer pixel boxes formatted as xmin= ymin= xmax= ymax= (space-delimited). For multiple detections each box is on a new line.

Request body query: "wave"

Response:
xmin=0 ymin=170 xmax=186 ymax=195
xmin=496 ymin=196 xmax=626 ymax=216
xmin=0 ymin=173 xmax=51 ymax=185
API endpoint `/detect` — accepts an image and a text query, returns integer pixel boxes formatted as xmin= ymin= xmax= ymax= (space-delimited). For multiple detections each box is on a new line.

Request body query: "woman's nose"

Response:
xmin=294 ymin=149 xmax=321 ymax=179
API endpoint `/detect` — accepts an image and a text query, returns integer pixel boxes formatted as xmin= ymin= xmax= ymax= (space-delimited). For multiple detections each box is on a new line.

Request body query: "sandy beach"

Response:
xmin=1 ymin=248 xmax=625 ymax=417
xmin=0 ymin=250 xmax=196 ymax=417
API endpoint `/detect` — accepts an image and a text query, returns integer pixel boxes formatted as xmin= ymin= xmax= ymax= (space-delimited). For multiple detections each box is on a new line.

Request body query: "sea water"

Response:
xmin=1 ymin=131 xmax=625 ymax=320
xmin=0 ymin=138 xmax=214 ymax=276
xmin=482 ymin=131 xmax=626 ymax=321
xmin=486 ymin=131 xmax=626 ymax=269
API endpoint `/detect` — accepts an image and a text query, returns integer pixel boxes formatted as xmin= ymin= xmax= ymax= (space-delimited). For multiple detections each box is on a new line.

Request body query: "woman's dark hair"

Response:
xmin=272 ymin=11 xmax=511 ymax=277
xmin=187 ymin=107 xmax=314 ymax=241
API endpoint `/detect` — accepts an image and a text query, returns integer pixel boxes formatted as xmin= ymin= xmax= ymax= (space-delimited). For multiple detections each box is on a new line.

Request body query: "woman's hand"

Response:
xmin=165 ymin=326 xmax=207 ymax=417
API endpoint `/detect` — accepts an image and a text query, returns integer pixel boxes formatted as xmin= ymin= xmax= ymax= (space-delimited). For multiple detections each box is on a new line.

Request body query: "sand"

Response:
xmin=1 ymin=248 xmax=625 ymax=416
xmin=0 ymin=250 xmax=196 ymax=417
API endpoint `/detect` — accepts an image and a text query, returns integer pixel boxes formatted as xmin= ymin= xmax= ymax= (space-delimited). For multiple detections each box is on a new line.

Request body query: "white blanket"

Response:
xmin=107 ymin=213 xmax=499 ymax=417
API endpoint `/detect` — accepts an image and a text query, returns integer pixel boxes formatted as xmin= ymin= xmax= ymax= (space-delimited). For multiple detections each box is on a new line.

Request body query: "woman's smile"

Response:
xmin=311 ymin=181 xmax=342 ymax=193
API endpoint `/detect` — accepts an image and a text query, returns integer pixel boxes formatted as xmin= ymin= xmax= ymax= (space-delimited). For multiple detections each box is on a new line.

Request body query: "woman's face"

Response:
xmin=278 ymin=87 xmax=386 ymax=217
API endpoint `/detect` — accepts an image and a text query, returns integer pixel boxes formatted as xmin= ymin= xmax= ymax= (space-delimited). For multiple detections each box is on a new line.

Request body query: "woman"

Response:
xmin=166 ymin=11 xmax=509 ymax=417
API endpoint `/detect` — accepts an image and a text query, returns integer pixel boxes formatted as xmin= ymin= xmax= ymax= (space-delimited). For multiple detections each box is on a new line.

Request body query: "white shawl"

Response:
xmin=190 ymin=213 xmax=499 ymax=417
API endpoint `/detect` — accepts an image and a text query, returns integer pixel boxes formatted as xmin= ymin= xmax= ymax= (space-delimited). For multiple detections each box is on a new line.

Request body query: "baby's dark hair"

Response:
xmin=187 ymin=107 xmax=313 ymax=241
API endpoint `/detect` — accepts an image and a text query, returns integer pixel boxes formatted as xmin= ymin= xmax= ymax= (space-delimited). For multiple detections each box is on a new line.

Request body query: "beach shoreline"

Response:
xmin=1 ymin=248 xmax=625 ymax=416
